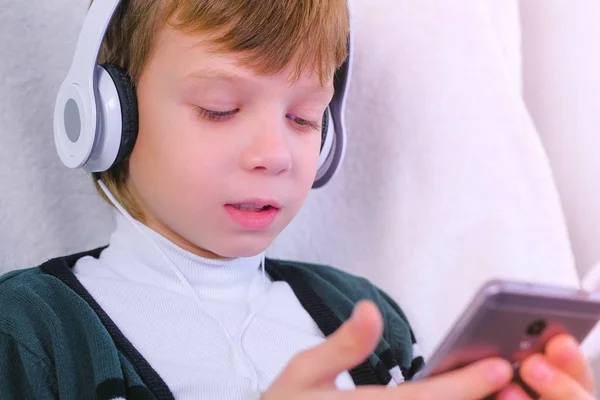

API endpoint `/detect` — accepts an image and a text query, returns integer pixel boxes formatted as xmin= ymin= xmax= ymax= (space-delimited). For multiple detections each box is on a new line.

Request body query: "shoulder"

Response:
xmin=268 ymin=258 xmax=423 ymax=379
xmin=0 ymin=266 xmax=63 ymax=314
xmin=1 ymin=253 xmax=85 ymax=304
xmin=266 ymin=258 xmax=411 ymax=323
xmin=268 ymin=257 xmax=370 ymax=287
xmin=0 ymin=249 xmax=104 ymax=350
xmin=0 ymin=265 xmax=70 ymax=369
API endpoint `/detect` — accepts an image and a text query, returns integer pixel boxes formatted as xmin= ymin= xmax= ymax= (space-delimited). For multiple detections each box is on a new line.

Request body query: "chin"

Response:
xmin=212 ymin=234 xmax=276 ymax=258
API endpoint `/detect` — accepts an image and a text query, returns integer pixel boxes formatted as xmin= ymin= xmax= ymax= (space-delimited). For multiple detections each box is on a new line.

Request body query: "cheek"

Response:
xmin=130 ymin=102 xmax=229 ymax=208
xmin=289 ymin=134 xmax=322 ymax=196
xmin=300 ymin=133 xmax=322 ymax=175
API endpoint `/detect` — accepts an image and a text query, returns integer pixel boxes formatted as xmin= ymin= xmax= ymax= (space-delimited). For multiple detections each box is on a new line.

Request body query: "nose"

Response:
xmin=240 ymin=118 xmax=293 ymax=175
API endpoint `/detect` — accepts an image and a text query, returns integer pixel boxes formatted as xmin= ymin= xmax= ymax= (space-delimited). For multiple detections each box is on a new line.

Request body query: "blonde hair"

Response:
xmin=93 ymin=0 xmax=350 ymax=220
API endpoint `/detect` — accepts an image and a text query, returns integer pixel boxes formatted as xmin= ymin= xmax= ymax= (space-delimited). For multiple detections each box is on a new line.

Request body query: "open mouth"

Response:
xmin=225 ymin=202 xmax=280 ymax=231
xmin=230 ymin=204 xmax=274 ymax=212
xmin=224 ymin=202 xmax=280 ymax=230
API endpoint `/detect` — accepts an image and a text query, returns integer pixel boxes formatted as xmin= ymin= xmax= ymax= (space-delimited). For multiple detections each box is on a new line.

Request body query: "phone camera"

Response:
xmin=526 ymin=320 xmax=547 ymax=337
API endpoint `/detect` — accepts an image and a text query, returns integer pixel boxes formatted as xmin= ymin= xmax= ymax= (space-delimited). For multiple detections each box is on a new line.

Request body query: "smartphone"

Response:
xmin=413 ymin=279 xmax=600 ymax=387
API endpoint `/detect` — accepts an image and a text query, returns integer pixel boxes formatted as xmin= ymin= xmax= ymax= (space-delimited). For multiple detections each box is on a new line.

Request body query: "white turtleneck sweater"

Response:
xmin=72 ymin=212 xmax=355 ymax=399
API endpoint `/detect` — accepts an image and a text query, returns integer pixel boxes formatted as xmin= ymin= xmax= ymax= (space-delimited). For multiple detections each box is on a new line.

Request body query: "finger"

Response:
xmin=293 ymin=358 xmax=513 ymax=400
xmin=273 ymin=300 xmax=383 ymax=390
xmin=292 ymin=387 xmax=398 ymax=400
xmin=545 ymin=334 xmax=596 ymax=395
xmin=519 ymin=354 xmax=594 ymax=400
xmin=396 ymin=358 xmax=513 ymax=400
xmin=496 ymin=383 xmax=532 ymax=400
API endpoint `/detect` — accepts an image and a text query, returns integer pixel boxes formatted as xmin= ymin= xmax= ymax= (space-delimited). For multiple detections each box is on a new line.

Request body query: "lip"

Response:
xmin=225 ymin=198 xmax=282 ymax=209
xmin=224 ymin=202 xmax=281 ymax=230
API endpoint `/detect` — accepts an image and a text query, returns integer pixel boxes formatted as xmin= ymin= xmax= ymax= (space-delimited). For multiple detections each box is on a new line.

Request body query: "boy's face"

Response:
xmin=127 ymin=25 xmax=335 ymax=259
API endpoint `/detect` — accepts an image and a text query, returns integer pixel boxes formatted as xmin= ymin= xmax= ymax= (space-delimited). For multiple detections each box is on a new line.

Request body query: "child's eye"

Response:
xmin=196 ymin=107 xmax=238 ymax=121
xmin=286 ymin=114 xmax=321 ymax=131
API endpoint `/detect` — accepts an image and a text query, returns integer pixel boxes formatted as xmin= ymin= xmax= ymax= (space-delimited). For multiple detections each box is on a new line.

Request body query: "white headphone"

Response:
xmin=53 ymin=0 xmax=353 ymax=188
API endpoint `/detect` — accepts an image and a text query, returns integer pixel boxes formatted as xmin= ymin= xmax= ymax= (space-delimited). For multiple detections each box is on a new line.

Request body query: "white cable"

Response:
xmin=237 ymin=251 xmax=268 ymax=389
xmin=97 ymin=180 xmax=270 ymax=383
xmin=261 ymin=253 xmax=266 ymax=293
xmin=98 ymin=180 xmax=240 ymax=342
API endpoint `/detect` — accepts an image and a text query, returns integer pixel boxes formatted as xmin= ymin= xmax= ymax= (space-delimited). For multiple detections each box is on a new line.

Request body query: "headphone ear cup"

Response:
xmin=100 ymin=63 xmax=139 ymax=167
xmin=315 ymin=106 xmax=335 ymax=178
xmin=320 ymin=108 xmax=330 ymax=152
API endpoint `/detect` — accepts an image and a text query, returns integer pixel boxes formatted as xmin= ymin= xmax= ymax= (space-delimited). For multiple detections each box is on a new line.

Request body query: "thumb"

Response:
xmin=273 ymin=300 xmax=384 ymax=390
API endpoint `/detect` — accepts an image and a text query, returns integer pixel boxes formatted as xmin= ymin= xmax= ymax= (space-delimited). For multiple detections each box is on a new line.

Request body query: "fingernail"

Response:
xmin=530 ymin=359 xmax=553 ymax=383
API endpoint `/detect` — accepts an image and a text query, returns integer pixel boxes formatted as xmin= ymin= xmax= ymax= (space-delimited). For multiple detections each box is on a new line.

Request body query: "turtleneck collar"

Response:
xmin=99 ymin=212 xmax=267 ymax=303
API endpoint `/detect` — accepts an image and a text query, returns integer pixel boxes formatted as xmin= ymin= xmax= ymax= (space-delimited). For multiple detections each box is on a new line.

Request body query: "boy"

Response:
xmin=0 ymin=0 xmax=596 ymax=399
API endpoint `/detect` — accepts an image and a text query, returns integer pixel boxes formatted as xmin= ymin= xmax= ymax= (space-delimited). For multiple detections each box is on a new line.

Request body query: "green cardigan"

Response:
xmin=0 ymin=247 xmax=423 ymax=399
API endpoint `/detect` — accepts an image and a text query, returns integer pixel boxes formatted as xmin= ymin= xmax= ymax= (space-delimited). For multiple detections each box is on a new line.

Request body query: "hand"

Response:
xmin=497 ymin=334 xmax=597 ymax=399
xmin=262 ymin=300 xmax=513 ymax=400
